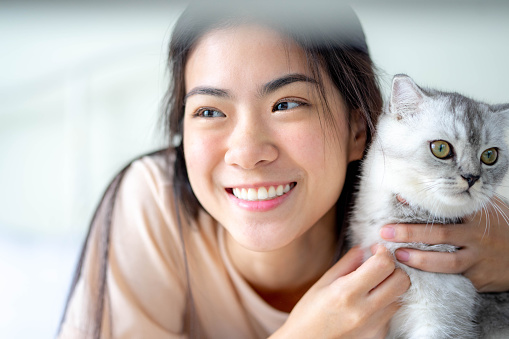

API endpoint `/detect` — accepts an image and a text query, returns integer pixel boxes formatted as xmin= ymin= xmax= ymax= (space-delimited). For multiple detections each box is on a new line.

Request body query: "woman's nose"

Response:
xmin=224 ymin=118 xmax=278 ymax=169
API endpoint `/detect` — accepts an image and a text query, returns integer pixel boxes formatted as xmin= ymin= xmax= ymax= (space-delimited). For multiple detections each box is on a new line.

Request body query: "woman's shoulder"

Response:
xmin=60 ymin=149 xmax=193 ymax=338
xmin=112 ymin=148 xmax=182 ymax=243
xmin=114 ymin=149 xmax=177 ymax=218
xmin=122 ymin=148 xmax=175 ymax=193
xmin=113 ymin=148 xmax=217 ymax=254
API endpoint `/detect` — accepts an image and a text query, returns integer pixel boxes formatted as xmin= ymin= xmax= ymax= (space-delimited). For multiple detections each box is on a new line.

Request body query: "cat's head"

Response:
xmin=376 ymin=74 xmax=509 ymax=218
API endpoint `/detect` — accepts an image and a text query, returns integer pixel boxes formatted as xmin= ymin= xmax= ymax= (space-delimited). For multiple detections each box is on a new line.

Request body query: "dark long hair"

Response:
xmin=163 ymin=1 xmax=383 ymax=242
xmin=59 ymin=1 xmax=383 ymax=338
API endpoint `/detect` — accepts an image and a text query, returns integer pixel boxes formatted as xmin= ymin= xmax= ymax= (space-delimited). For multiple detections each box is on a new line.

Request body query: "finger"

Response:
xmin=318 ymin=246 xmax=364 ymax=286
xmin=361 ymin=300 xmax=402 ymax=339
xmin=376 ymin=302 xmax=402 ymax=333
xmin=380 ymin=223 xmax=473 ymax=247
xmin=380 ymin=196 xmax=509 ymax=246
xmin=348 ymin=246 xmax=396 ymax=293
xmin=368 ymin=268 xmax=410 ymax=307
xmin=394 ymin=247 xmax=475 ymax=274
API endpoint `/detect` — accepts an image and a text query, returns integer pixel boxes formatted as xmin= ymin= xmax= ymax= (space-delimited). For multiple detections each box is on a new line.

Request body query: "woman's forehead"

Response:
xmin=184 ymin=25 xmax=312 ymax=93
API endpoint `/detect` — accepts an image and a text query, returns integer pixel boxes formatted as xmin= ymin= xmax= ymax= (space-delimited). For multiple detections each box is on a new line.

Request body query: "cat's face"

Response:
xmin=377 ymin=75 xmax=509 ymax=218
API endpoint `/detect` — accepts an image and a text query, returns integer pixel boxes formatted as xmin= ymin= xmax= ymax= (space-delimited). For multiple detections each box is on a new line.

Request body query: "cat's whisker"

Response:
xmin=424 ymin=199 xmax=434 ymax=232
xmin=489 ymin=195 xmax=509 ymax=227
xmin=419 ymin=183 xmax=440 ymax=194
xmin=488 ymin=199 xmax=501 ymax=229
xmin=424 ymin=215 xmax=432 ymax=234
xmin=426 ymin=199 xmax=443 ymax=234
xmin=493 ymin=193 xmax=509 ymax=210
xmin=480 ymin=203 xmax=490 ymax=241
xmin=483 ymin=183 xmax=509 ymax=188
xmin=491 ymin=193 xmax=509 ymax=211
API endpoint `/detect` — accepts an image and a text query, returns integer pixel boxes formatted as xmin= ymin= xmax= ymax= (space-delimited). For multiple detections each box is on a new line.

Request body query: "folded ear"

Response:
xmin=491 ymin=103 xmax=509 ymax=128
xmin=491 ymin=103 xmax=509 ymax=113
xmin=389 ymin=74 xmax=426 ymax=119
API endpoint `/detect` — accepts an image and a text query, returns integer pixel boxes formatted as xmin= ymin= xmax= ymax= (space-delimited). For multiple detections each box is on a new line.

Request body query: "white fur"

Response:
xmin=350 ymin=75 xmax=509 ymax=338
xmin=352 ymin=137 xmax=479 ymax=338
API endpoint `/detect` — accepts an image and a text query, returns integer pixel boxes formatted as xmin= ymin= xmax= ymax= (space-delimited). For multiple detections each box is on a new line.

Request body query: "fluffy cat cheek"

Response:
xmin=424 ymin=193 xmax=485 ymax=218
xmin=396 ymin=180 xmax=478 ymax=217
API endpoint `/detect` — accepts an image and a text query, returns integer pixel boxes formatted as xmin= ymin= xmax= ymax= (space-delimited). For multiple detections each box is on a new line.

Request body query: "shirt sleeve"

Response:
xmin=59 ymin=155 xmax=190 ymax=339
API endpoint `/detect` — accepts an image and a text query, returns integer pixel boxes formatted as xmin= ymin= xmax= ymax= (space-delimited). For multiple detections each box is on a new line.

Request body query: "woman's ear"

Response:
xmin=348 ymin=109 xmax=367 ymax=162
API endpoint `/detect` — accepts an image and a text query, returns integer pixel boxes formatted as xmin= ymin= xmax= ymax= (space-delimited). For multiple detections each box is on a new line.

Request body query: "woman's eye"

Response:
xmin=195 ymin=108 xmax=225 ymax=118
xmin=272 ymin=101 xmax=303 ymax=112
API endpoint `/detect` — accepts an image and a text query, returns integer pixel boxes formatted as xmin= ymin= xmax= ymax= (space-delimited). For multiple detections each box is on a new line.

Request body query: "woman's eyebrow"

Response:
xmin=184 ymin=87 xmax=230 ymax=103
xmin=184 ymin=73 xmax=317 ymax=103
xmin=260 ymin=73 xmax=318 ymax=97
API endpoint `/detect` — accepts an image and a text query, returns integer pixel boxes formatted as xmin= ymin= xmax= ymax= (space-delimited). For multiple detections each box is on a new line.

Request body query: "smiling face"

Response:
xmin=183 ymin=25 xmax=365 ymax=251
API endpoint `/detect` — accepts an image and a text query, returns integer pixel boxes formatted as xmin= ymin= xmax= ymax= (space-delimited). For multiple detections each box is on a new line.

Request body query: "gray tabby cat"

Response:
xmin=350 ymin=74 xmax=509 ymax=338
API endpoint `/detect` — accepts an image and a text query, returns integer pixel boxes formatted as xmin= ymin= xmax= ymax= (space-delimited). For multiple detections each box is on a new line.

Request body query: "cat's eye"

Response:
xmin=481 ymin=148 xmax=498 ymax=165
xmin=430 ymin=140 xmax=453 ymax=159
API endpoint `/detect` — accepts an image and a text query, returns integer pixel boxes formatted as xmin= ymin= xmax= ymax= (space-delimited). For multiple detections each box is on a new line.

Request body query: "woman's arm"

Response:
xmin=380 ymin=198 xmax=509 ymax=292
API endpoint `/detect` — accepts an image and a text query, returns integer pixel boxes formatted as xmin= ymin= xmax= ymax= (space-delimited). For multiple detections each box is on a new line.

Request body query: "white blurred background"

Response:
xmin=0 ymin=1 xmax=508 ymax=338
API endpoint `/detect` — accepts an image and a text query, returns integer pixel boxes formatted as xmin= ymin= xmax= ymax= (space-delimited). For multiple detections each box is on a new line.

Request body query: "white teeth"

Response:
xmin=276 ymin=185 xmax=283 ymax=196
xmin=232 ymin=184 xmax=294 ymax=201
xmin=268 ymin=186 xmax=276 ymax=198
xmin=248 ymin=188 xmax=257 ymax=200
xmin=257 ymin=187 xmax=268 ymax=200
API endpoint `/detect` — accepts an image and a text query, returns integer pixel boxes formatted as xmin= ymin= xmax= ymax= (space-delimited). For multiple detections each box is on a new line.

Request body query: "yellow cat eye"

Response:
xmin=430 ymin=140 xmax=453 ymax=159
xmin=481 ymin=148 xmax=498 ymax=165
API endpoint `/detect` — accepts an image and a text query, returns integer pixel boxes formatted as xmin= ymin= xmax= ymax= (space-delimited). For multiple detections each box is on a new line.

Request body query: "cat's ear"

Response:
xmin=491 ymin=103 xmax=509 ymax=127
xmin=389 ymin=74 xmax=426 ymax=118
xmin=491 ymin=103 xmax=509 ymax=113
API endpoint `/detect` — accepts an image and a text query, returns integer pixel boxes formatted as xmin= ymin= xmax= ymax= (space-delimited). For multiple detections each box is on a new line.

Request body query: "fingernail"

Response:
xmin=375 ymin=244 xmax=388 ymax=255
xmin=396 ymin=250 xmax=410 ymax=262
xmin=380 ymin=226 xmax=395 ymax=239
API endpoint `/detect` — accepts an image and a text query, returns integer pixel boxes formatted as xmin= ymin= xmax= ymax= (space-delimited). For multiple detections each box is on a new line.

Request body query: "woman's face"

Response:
xmin=183 ymin=25 xmax=365 ymax=251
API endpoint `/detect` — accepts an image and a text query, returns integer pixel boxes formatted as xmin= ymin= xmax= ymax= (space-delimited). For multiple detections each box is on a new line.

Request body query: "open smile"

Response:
xmin=226 ymin=183 xmax=296 ymax=201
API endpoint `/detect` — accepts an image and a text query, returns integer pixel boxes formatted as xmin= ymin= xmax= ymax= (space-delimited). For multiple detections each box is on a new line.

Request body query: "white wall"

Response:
xmin=354 ymin=1 xmax=509 ymax=103
xmin=0 ymin=2 xmax=185 ymax=238
xmin=1 ymin=1 xmax=508 ymax=338
xmin=2 ymin=0 xmax=508 ymax=239
xmin=0 ymin=2 xmax=184 ymax=338
xmin=353 ymin=0 xmax=509 ymax=199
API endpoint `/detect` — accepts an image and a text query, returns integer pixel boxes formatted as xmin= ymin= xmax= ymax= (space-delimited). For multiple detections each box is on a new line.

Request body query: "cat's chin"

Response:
xmin=429 ymin=191 xmax=485 ymax=218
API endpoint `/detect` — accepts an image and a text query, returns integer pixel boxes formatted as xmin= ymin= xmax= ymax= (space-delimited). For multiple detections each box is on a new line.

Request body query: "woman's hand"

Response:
xmin=380 ymin=198 xmax=509 ymax=292
xmin=271 ymin=246 xmax=410 ymax=339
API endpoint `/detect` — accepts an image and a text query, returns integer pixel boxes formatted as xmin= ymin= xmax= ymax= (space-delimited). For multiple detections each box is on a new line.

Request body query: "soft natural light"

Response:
xmin=1 ymin=1 xmax=508 ymax=338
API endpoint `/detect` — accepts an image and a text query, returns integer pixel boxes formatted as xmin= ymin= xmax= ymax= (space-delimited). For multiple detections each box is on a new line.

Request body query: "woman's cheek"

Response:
xmin=183 ymin=132 xmax=213 ymax=188
xmin=284 ymin=123 xmax=345 ymax=171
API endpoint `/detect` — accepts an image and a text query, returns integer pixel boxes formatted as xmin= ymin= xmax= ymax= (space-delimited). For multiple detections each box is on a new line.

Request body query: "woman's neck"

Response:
xmin=225 ymin=208 xmax=338 ymax=312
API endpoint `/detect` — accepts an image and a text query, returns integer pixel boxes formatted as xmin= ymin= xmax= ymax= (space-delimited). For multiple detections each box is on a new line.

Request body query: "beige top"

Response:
xmin=59 ymin=153 xmax=288 ymax=338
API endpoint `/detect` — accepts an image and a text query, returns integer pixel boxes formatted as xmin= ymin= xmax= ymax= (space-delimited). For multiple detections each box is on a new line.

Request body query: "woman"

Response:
xmin=58 ymin=2 xmax=509 ymax=338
